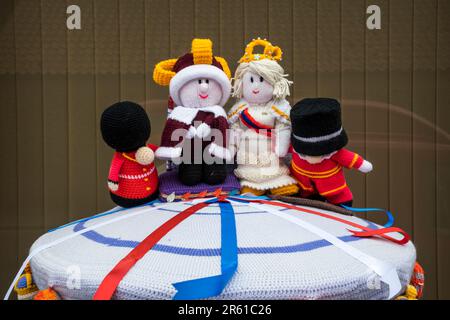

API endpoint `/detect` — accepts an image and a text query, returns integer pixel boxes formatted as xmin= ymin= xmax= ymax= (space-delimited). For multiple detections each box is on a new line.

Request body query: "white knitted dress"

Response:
xmin=228 ymin=99 xmax=297 ymax=191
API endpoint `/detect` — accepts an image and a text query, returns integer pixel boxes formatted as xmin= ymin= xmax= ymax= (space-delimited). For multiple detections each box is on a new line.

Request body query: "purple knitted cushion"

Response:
xmin=158 ymin=170 xmax=241 ymax=202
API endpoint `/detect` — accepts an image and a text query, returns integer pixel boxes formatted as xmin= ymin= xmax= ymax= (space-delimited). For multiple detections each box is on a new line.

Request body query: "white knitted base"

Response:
xmin=29 ymin=200 xmax=416 ymax=300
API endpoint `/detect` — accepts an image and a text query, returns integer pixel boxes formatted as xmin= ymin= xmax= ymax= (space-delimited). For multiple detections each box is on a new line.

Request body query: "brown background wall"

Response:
xmin=0 ymin=0 xmax=449 ymax=299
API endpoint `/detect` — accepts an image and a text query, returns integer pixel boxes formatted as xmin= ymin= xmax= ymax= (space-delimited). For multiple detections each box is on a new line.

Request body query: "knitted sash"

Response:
xmin=239 ymin=108 xmax=273 ymax=137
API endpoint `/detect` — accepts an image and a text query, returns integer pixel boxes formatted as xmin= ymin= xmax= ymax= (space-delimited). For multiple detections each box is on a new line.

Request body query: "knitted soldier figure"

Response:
xmin=290 ymin=98 xmax=373 ymax=206
xmin=153 ymin=39 xmax=233 ymax=186
xmin=228 ymin=39 xmax=299 ymax=196
xmin=101 ymin=101 xmax=159 ymax=208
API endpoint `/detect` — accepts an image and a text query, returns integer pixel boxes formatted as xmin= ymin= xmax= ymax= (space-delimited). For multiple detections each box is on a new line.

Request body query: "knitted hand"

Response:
xmin=155 ymin=146 xmax=183 ymax=160
xmin=195 ymin=123 xmax=211 ymax=139
xmin=136 ymin=146 xmax=154 ymax=165
xmin=108 ymin=180 xmax=119 ymax=191
xmin=186 ymin=126 xmax=197 ymax=139
xmin=358 ymin=160 xmax=373 ymax=173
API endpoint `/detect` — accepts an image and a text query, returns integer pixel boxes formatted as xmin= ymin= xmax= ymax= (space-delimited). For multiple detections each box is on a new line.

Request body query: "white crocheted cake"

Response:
xmin=28 ymin=199 xmax=416 ymax=300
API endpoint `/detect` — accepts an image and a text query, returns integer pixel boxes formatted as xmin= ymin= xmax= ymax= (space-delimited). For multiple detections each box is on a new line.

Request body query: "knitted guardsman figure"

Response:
xmin=101 ymin=101 xmax=159 ymax=208
xmin=290 ymin=98 xmax=373 ymax=206
xmin=153 ymin=39 xmax=232 ymax=186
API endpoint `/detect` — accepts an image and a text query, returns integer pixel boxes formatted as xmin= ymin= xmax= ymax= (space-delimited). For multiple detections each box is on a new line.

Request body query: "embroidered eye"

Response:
xmin=198 ymin=79 xmax=203 ymax=84
xmin=259 ymin=76 xmax=264 ymax=82
xmin=205 ymin=79 xmax=209 ymax=84
xmin=250 ymin=76 xmax=254 ymax=83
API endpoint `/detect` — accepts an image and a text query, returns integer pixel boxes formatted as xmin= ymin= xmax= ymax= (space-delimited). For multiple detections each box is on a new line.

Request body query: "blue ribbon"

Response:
xmin=47 ymin=200 xmax=160 ymax=233
xmin=340 ymin=205 xmax=394 ymax=228
xmin=172 ymin=200 xmax=238 ymax=300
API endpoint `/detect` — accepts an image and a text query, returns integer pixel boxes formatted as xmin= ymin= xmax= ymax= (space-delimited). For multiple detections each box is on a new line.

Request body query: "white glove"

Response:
xmin=135 ymin=146 xmax=154 ymax=165
xmin=155 ymin=146 xmax=182 ymax=160
xmin=108 ymin=180 xmax=119 ymax=191
xmin=358 ymin=160 xmax=373 ymax=173
xmin=186 ymin=126 xmax=197 ymax=139
xmin=195 ymin=123 xmax=211 ymax=139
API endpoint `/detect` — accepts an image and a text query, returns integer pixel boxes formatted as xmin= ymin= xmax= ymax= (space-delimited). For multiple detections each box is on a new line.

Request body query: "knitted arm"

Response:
xmin=228 ymin=121 xmax=243 ymax=152
xmin=273 ymin=121 xmax=291 ymax=158
xmin=155 ymin=119 xmax=189 ymax=160
xmin=331 ymin=148 xmax=373 ymax=173
xmin=108 ymin=152 xmax=125 ymax=191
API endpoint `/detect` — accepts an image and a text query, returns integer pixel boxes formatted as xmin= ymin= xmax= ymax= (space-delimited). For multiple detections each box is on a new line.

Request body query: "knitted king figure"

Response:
xmin=153 ymin=39 xmax=232 ymax=186
xmin=290 ymin=98 xmax=373 ymax=207
xmin=101 ymin=101 xmax=159 ymax=208
xmin=228 ymin=39 xmax=299 ymax=196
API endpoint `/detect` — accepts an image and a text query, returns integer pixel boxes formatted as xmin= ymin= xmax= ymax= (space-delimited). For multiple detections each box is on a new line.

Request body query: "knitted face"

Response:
xmin=242 ymin=71 xmax=274 ymax=104
xmin=179 ymin=78 xmax=223 ymax=108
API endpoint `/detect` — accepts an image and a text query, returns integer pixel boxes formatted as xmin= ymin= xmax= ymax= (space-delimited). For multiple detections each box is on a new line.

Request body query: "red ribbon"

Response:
xmin=233 ymin=198 xmax=410 ymax=245
xmin=93 ymin=201 xmax=211 ymax=300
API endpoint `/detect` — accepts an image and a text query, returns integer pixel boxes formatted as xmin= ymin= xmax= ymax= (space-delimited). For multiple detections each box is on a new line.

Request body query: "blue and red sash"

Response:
xmin=239 ymin=108 xmax=273 ymax=137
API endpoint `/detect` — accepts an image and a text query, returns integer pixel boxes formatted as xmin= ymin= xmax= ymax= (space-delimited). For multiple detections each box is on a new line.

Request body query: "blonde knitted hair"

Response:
xmin=232 ymin=59 xmax=292 ymax=101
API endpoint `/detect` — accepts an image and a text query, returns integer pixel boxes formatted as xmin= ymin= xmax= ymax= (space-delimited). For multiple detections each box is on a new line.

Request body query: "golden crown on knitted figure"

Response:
xmin=239 ymin=38 xmax=283 ymax=63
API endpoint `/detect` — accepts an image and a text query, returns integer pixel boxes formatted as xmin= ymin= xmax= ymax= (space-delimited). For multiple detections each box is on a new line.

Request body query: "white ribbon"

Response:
xmin=231 ymin=199 xmax=402 ymax=300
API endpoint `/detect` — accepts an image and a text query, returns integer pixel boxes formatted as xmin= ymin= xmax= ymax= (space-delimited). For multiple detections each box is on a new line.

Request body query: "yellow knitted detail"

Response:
xmin=241 ymin=186 xmax=266 ymax=196
xmin=395 ymin=285 xmax=418 ymax=300
xmin=228 ymin=104 xmax=247 ymax=119
xmin=239 ymin=38 xmax=283 ymax=63
xmin=215 ymin=56 xmax=232 ymax=79
xmin=271 ymin=105 xmax=290 ymax=120
xmin=14 ymin=263 xmax=39 ymax=300
xmin=270 ymin=184 xmax=299 ymax=196
xmin=191 ymin=39 xmax=213 ymax=65
xmin=153 ymin=58 xmax=177 ymax=86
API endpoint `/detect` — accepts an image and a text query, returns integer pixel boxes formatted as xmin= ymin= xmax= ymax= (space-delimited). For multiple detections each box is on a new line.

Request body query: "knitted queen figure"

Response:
xmin=228 ymin=39 xmax=299 ymax=196
xmin=153 ymin=39 xmax=233 ymax=186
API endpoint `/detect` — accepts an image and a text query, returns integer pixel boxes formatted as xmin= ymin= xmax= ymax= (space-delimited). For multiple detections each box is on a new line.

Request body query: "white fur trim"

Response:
xmin=170 ymin=64 xmax=231 ymax=107
xmin=208 ymin=142 xmax=233 ymax=161
xmin=169 ymin=105 xmax=227 ymax=125
xmin=135 ymin=146 xmax=155 ymax=165
xmin=155 ymin=146 xmax=182 ymax=160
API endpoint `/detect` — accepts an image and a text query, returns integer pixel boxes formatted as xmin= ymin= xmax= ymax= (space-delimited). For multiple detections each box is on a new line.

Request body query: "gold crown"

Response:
xmin=239 ymin=38 xmax=283 ymax=63
xmin=153 ymin=39 xmax=231 ymax=86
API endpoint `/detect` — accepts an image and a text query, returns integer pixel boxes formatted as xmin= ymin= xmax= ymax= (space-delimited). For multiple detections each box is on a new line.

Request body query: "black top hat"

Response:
xmin=290 ymin=98 xmax=348 ymax=156
xmin=101 ymin=101 xmax=151 ymax=152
